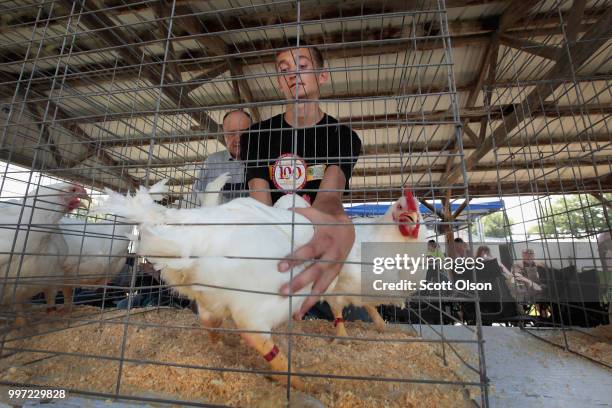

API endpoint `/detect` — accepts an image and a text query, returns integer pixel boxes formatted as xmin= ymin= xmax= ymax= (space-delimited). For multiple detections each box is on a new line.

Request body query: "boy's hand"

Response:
xmin=278 ymin=207 xmax=355 ymax=319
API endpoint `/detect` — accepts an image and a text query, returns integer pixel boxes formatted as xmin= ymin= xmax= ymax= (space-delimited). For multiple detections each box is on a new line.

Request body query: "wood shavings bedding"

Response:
xmin=0 ymin=307 xmax=479 ymax=407
xmin=546 ymin=324 xmax=612 ymax=366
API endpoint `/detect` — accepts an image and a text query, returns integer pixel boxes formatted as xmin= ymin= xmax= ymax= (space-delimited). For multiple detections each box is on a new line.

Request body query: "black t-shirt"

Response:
xmin=241 ymin=113 xmax=362 ymax=204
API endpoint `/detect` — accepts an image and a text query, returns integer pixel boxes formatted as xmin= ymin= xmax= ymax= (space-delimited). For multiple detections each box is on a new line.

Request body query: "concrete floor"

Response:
xmin=415 ymin=325 xmax=612 ymax=408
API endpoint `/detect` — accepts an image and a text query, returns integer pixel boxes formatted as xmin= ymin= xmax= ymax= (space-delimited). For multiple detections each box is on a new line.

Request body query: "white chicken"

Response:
xmin=328 ymin=190 xmax=428 ymax=338
xmin=48 ymin=217 xmax=133 ymax=311
xmin=0 ymin=183 xmax=89 ymax=325
xmin=97 ymin=179 xmax=324 ymax=390
xmin=274 ymin=190 xmax=428 ymax=338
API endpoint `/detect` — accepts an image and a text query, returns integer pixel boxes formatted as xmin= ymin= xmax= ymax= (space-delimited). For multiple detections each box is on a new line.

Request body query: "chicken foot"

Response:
xmin=240 ymin=332 xmax=305 ymax=391
xmin=44 ymin=287 xmax=73 ymax=315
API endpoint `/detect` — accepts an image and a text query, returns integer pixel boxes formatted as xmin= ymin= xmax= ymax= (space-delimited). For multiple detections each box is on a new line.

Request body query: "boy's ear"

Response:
xmin=317 ymin=69 xmax=329 ymax=85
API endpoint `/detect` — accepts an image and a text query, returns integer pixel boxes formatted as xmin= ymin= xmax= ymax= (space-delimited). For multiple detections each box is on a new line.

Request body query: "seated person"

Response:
xmin=426 ymin=240 xmax=445 ymax=259
xmin=453 ymin=237 xmax=473 ymax=258
xmin=510 ymin=248 xmax=543 ymax=293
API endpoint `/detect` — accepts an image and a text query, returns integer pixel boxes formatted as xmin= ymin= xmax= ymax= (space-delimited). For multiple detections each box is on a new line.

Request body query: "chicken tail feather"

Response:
xmin=199 ymin=173 xmax=231 ymax=208
xmin=95 ymin=180 xmax=169 ymax=225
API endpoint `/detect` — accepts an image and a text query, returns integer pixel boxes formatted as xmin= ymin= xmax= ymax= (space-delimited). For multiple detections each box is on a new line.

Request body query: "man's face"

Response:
xmin=455 ymin=243 xmax=466 ymax=257
xmin=223 ymin=112 xmax=251 ymax=159
xmin=522 ymin=250 xmax=535 ymax=265
xmin=276 ymin=48 xmax=327 ymax=100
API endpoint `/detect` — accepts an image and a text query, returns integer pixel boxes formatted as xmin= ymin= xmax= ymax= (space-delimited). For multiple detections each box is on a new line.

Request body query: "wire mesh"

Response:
xmin=0 ymin=0 xmax=609 ymax=406
xmin=470 ymin=0 xmax=612 ymax=370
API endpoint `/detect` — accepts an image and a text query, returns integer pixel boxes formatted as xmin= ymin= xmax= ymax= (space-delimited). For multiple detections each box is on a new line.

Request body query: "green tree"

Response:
xmin=474 ymin=211 xmax=513 ymax=238
xmin=528 ymin=194 xmax=611 ymax=238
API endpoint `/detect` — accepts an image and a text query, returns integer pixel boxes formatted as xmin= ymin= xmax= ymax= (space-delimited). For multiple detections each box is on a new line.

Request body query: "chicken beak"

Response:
xmin=398 ymin=211 xmax=420 ymax=238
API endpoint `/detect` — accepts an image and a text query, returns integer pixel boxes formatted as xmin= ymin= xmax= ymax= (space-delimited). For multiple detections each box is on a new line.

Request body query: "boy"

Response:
xmin=241 ymin=40 xmax=362 ymax=318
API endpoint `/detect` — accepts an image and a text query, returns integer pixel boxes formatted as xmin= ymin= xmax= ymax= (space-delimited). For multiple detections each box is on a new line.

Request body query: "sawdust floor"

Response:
xmin=544 ymin=324 xmax=612 ymax=366
xmin=0 ymin=306 xmax=478 ymax=407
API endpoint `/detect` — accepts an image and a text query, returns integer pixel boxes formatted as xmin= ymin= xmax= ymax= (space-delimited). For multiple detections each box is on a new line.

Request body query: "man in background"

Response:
xmin=192 ymin=110 xmax=251 ymax=205
xmin=427 ymin=240 xmax=445 ymax=259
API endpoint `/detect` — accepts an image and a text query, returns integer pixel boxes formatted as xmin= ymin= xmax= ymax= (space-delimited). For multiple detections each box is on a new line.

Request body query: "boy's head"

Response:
xmin=275 ymin=39 xmax=327 ymax=100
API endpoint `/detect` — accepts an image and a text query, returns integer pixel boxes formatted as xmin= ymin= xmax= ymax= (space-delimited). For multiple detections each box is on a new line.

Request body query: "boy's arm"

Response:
xmin=248 ymin=178 xmax=273 ymax=206
xmin=278 ymin=165 xmax=355 ymax=319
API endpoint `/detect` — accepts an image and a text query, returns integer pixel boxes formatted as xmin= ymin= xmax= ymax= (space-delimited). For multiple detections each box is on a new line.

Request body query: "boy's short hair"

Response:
xmin=276 ymin=37 xmax=324 ymax=68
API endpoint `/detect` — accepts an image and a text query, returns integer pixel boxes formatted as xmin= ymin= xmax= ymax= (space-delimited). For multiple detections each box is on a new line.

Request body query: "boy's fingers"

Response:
xmin=278 ymin=239 xmax=327 ymax=272
xmin=286 ymin=263 xmax=324 ymax=295
xmin=295 ymin=293 xmax=321 ymax=320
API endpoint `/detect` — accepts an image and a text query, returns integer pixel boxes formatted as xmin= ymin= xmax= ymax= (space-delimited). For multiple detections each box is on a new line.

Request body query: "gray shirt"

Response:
xmin=192 ymin=150 xmax=247 ymax=205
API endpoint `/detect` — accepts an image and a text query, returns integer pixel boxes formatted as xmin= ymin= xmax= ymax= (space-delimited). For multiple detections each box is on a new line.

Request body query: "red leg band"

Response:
xmin=333 ymin=317 xmax=345 ymax=327
xmin=263 ymin=345 xmax=280 ymax=362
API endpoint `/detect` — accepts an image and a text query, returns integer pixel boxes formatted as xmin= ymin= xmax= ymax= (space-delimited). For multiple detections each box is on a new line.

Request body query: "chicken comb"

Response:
xmin=404 ymin=189 xmax=418 ymax=211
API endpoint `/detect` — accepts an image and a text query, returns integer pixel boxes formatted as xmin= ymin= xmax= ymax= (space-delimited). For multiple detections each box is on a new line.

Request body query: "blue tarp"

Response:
xmin=345 ymin=200 xmax=504 ymax=218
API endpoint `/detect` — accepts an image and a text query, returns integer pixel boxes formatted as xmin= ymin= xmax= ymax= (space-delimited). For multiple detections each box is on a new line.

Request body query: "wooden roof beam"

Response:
xmin=67 ymin=0 xmax=220 ymax=135
xmin=179 ymin=8 xmax=261 ymax=122
xmin=343 ymin=173 xmax=612 ymax=201
xmin=499 ymin=34 xmax=561 ymax=60
xmin=441 ymin=6 xmax=612 ymax=187
xmin=1 ymin=8 xmax=602 ymax=84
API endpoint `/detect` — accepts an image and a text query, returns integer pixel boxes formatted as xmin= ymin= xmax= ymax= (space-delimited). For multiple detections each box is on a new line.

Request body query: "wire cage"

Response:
xmin=0 ymin=0 xmax=609 ymax=406
xmin=462 ymin=0 xmax=611 ymax=370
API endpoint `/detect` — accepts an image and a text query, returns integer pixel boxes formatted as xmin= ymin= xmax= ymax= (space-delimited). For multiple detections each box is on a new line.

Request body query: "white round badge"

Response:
xmin=271 ymin=153 xmax=307 ymax=192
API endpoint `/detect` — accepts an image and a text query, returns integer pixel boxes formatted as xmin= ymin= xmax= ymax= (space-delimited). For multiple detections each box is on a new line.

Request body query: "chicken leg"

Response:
xmin=196 ymin=302 xmax=223 ymax=343
xmin=13 ymin=303 xmax=26 ymax=327
xmin=328 ymin=303 xmax=348 ymax=339
xmin=59 ymin=286 xmax=73 ymax=315
xmin=364 ymin=305 xmax=386 ymax=333
xmin=44 ymin=287 xmax=72 ymax=315
xmin=44 ymin=288 xmax=57 ymax=313
xmin=240 ymin=332 xmax=305 ymax=391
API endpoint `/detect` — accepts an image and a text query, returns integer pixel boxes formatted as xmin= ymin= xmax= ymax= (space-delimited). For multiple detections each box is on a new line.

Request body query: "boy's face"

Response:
xmin=276 ymin=48 xmax=328 ymax=100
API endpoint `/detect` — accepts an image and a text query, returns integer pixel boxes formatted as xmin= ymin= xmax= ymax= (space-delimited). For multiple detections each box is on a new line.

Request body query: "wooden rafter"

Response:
xmin=590 ymin=192 xmax=612 ymax=211
xmin=452 ymin=198 xmax=472 ymax=219
xmin=462 ymin=125 xmax=480 ymax=145
xmin=152 ymin=157 xmax=608 ymax=186
xmin=419 ymin=199 xmax=445 ymax=220
xmin=66 ymin=0 xmax=219 ymax=135
xmin=179 ymin=8 xmax=261 ymax=123
xmin=441 ymin=6 xmax=612 ymax=186
xmin=95 ymin=128 xmax=610 ymax=151
xmin=228 ymin=59 xmax=261 ymax=122
xmin=7 ymin=97 xmax=139 ymax=190
xmin=565 ymin=0 xmax=587 ymax=43
xmin=0 ymin=5 xmax=604 ymax=89
xmin=499 ymin=34 xmax=560 ymax=60
xmin=343 ymin=173 xmax=612 ymax=202
xmin=73 ymin=100 xmax=611 ymax=132
xmin=184 ymin=62 xmax=229 ymax=94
